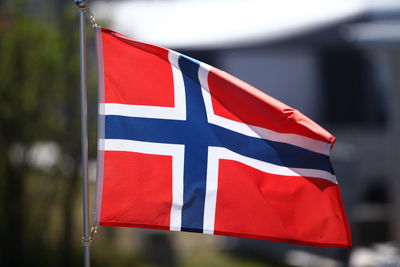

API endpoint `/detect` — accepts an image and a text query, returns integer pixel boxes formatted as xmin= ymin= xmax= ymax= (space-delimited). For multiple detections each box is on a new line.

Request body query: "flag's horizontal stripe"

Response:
xmin=101 ymin=102 xmax=331 ymax=156
xmin=100 ymin=103 xmax=186 ymax=120
xmin=211 ymin=115 xmax=330 ymax=156
xmin=198 ymin=63 xmax=331 ymax=156
xmin=209 ymin=147 xmax=337 ymax=184
xmin=100 ymin=139 xmax=336 ymax=187
xmin=99 ymin=138 xmax=183 ymax=155
xmin=104 ymin=115 xmax=334 ymax=174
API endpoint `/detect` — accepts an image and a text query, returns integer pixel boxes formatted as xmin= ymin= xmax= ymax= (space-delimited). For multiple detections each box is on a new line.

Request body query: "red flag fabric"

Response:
xmin=94 ymin=27 xmax=352 ymax=248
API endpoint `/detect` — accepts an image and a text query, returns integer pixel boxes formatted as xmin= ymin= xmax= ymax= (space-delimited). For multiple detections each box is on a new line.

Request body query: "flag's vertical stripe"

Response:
xmin=168 ymin=51 xmax=185 ymax=231
xmin=94 ymin=27 xmax=105 ymax=226
xmin=199 ymin=63 xmax=218 ymax=234
xmin=203 ymin=147 xmax=219 ymax=234
xmin=170 ymin=147 xmax=185 ymax=231
xmin=198 ymin=63 xmax=213 ymax=121
xmin=179 ymin=55 xmax=208 ymax=232
xmin=169 ymin=51 xmax=187 ymax=120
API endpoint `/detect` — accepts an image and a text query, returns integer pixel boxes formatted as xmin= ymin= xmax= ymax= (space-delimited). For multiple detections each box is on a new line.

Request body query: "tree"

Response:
xmin=0 ymin=1 xmax=97 ymax=265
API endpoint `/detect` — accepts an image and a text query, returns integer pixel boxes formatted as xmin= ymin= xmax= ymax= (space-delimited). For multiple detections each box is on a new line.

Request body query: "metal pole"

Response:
xmin=76 ymin=0 xmax=91 ymax=266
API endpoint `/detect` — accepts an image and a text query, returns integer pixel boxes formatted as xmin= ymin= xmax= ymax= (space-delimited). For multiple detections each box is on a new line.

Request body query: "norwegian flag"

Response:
xmin=94 ymin=27 xmax=351 ymax=248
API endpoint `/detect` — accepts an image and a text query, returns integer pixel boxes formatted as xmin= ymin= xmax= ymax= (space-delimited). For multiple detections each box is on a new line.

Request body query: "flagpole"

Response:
xmin=76 ymin=0 xmax=91 ymax=266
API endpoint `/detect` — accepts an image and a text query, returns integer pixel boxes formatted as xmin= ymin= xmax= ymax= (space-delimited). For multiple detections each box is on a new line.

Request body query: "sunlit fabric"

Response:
xmin=94 ymin=27 xmax=352 ymax=248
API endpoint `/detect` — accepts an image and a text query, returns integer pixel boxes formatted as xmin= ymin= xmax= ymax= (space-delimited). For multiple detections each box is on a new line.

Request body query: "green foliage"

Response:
xmin=0 ymin=1 xmax=87 ymax=266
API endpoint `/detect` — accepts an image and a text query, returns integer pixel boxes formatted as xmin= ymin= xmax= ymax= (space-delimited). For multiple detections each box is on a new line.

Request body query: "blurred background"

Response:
xmin=1 ymin=0 xmax=400 ymax=266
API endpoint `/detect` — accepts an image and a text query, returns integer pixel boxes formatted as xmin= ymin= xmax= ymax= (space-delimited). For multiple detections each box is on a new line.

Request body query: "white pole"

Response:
xmin=76 ymin=1 xmax=91 ymax=266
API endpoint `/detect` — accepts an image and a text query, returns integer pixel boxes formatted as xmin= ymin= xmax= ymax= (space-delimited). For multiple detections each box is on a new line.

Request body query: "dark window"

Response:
xmin=318 ymin=48 xmax=386 ymax=124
